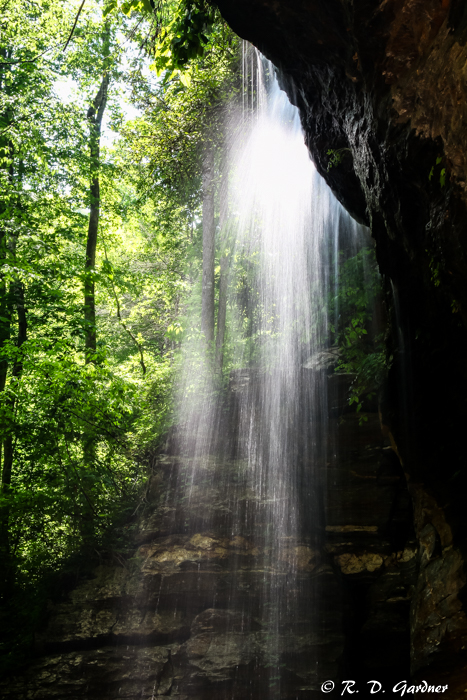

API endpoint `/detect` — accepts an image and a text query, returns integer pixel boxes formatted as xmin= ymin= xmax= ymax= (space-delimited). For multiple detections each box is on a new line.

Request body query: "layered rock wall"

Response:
xmin=1 ymin=383 xmax=417 ymax=698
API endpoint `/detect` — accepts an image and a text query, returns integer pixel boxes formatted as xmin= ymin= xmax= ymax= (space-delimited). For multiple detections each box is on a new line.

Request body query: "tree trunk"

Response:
xmin=0 ymin=230 xmax=9 ymax=396
xmin=2 ymin=282 xmax=27 ymax=487
xmin=0 ymin=116 xmax=16 ymax=599
xmin=83 ymin=32 xmax=110 ymax=475
xmin=84 ymin=71 xmax=109 ymax=363
xmin=0 ymin=238 xmax=10 ymax=600
xmin=215 ymin=168 xmax=230 ymax=372
xmin=0 ymin=53 xmax=12 ymax=395
xmin=0 ymin=282 xmax=26 ymax=601
xmin=201 ymin=145 xmax=216 ymax=347
xmin=215 ymin=253 xmax=229 ymax=371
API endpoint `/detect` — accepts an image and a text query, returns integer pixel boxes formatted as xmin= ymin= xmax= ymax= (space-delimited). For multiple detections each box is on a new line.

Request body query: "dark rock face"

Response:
xmin=323 ymin=414 xmax=417 ymax=687
xmin=214 ymin=0 xmax=467 ymax=690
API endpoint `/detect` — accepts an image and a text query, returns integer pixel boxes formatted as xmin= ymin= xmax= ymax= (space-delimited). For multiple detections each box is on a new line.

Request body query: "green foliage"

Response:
xmin=153 ymin=0 xmax=218 ymax=74
xmin=428 ymin=155 xmax=447 ymax=188
xmin=425 ymin=249 xmax=441 ymax=288
xmin=326 ymin=147 xmax=350 ymax=171
xmin=0 ymin=0 xmax=196 ymax=676
xmin=0 ymin=0 xmax=189 ymax=641
xmin=0 ymin=342 xmax=140 ymax=572
xmin=106 ymin=0 xmax=226 ymax=78
xmin=121 ymin=25 xmax=239 ymax=205
xmin=330 ymin=246 xmax=386 ymax=419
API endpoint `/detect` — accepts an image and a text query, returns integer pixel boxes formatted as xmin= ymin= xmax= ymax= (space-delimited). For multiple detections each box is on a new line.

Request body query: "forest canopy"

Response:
xmin=0 ymin=0 xmax=238 ymax=665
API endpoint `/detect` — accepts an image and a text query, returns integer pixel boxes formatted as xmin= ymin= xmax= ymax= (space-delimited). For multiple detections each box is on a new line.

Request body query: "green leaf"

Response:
xmin=179 ymin=70 xmax=191 ymax=87
xmin=121 ymin=1 xmax=132 ymax=16
xmin=103 ymin=0 xmax=118 ymax=17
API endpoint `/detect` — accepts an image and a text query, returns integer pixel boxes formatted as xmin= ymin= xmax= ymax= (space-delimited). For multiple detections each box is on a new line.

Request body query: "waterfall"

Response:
xmin=165 ymin=49 xmax=375 ymax=699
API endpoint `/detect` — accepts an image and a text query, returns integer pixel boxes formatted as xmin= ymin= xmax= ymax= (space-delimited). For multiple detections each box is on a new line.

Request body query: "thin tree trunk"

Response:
xmin=0 ymin=53 xmax=12 ymax=396
xmin=2 ymin=283 xmax=26 ymax=489
xmin=0 ymin=282 xmax=26 ymax=600
xmin=83 ymin=31 xmax=110 ymax=476
xmin=215 ymin=167 xmax=230 ymax=372
xmin=215 ymin=253 xmax=229 ymax=371
xmin=0 ymin=129 xmax=16 ymax=600
xmin=103 ymin=245 xmax=146 ymax=375
xmin=201 ymin=145 xmax=215 ymax=347
xmin=0 ymin=229 xmax=9 ymax=395
xmin=84 ymin=71 xmax=109 ymax=362
xmin=0 ymin=241 xmax=9 ymax=599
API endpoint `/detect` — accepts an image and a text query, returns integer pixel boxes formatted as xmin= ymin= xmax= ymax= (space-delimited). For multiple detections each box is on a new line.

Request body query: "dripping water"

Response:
xmin=167 ymin=46 xmax=375 ymax=699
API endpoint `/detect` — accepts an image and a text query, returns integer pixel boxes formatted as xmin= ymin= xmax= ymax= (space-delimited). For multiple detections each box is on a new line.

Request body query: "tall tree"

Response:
xmin=201 ymin=144 xmax=215 ymax=346
xmin=84 ymin=29 xmax=111 ymax=362
xmin=0 ymin=278 xmax=27 ymax=600
xmin=215 ymin=166 xmax=230 ymax=371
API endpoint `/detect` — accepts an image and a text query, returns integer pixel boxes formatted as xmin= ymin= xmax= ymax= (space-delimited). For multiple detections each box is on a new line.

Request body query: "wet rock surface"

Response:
xmin=0 ymin=399 xmax=418 ymax=699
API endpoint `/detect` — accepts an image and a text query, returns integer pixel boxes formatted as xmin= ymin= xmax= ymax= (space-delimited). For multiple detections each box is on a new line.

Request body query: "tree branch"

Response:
xmin=103 ymin=245 xmax=147 ymax=376
xmin=63 ymin=0 xmax=87 ymax=53
xmin=0 ymin=0 xmax=86 ymax=66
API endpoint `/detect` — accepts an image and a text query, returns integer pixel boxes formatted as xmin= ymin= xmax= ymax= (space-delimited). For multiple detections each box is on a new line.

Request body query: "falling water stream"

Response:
xmin=167 ymin=51 xmax=373 ymax=699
